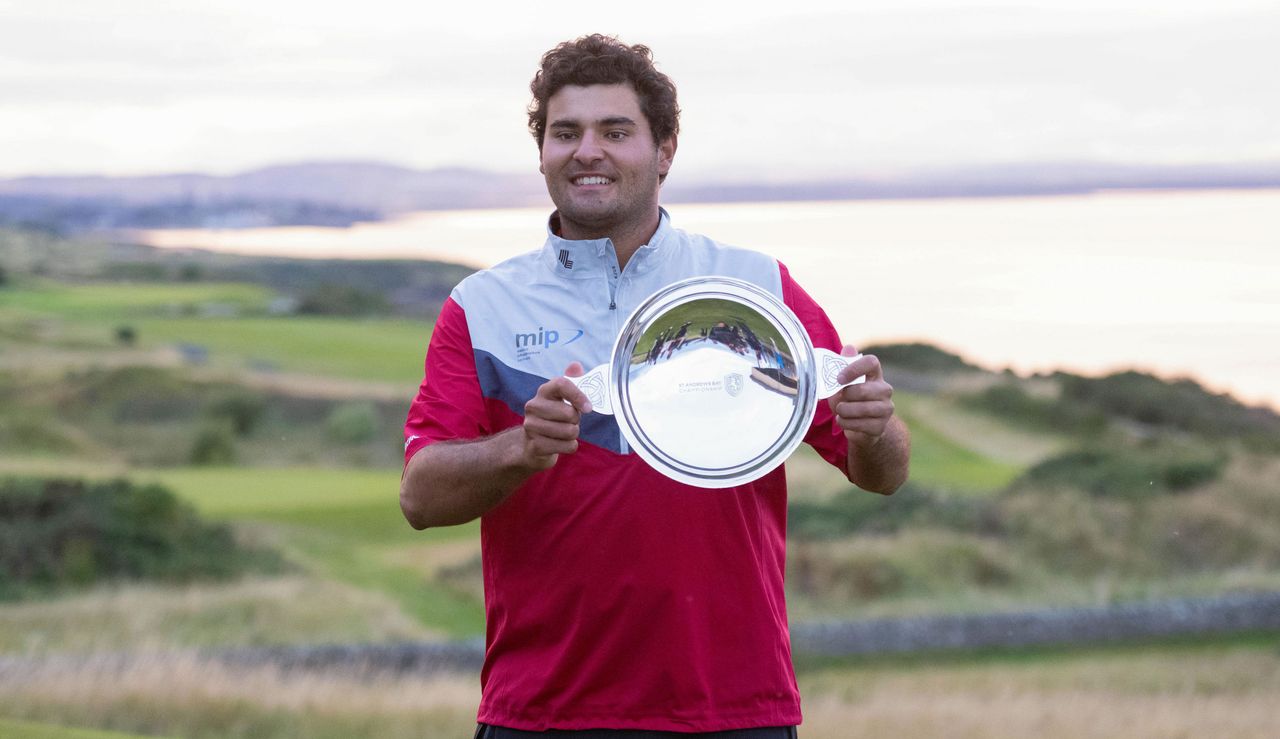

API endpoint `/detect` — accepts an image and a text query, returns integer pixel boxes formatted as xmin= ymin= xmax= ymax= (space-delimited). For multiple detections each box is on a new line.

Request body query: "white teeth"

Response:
xmin=574 ymin=176 xmax=611 ymax=185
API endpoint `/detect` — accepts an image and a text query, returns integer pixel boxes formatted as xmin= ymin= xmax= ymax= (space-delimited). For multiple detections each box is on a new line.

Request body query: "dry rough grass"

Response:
xmin=0 ymin=653 xmax=479 ymax=739
xmin=0 ymin=576 xmax=439 ymax=655
xmin=2 ymin=640 xmax=1276 ymax=738
xmin=798 ymin=643 xmax=1280 ymax=739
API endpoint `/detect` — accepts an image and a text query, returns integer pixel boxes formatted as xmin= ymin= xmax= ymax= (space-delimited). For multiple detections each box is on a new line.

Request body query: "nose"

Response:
xmin=572 ymin=130 xmax=605 ymax=165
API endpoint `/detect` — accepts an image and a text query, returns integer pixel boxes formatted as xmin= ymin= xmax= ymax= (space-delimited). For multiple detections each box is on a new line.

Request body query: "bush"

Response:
xmin=789 ymin=530 xmax=1019 ymax=602
xmin=1015 ymin=445 xmax=1226 ymax=499
xmin=861 ymin=342 xmax=982 ymax=373
xmin=190 ymin=422 xmax=237 ymax=465
xmin=69 ymin=366 xmax=202 ymax=423
xmin=0 ymin=477 xmax=283 ymax=599
xmin=207 ymin=392 xmax=266 ymax=436
xmin=789 ymin=483 xmax=993 ymax=540
xmin=1058 ymin=370 xmax=1280 ymax=446
xmin=960 ymin=382 xmax=1106 ymax=435
xmin=296 ymin=284 xmax=390 ymax=316
xmin=114 ymin=324 xmax=137 ymax=346
xmin=325 ymin=401 xmax=381 ymax=444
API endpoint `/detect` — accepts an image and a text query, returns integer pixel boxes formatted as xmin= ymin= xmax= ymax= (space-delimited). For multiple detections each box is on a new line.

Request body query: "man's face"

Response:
xmin=539 ymin=83 xmax=676 ymax=239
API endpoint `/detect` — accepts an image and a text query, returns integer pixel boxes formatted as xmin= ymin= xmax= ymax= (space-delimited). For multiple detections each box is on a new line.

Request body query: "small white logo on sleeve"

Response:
xmin=405 ymin=435 xmax=420 ymax=451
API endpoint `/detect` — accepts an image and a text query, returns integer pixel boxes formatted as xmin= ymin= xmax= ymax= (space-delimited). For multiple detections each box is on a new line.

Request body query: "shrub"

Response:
xmin=789 ymin=483 xmax=992 ymax=540
xmin=1015 ymin=445 xmax=1226 ymax=499
xmin=114 ymin=324 xmax=137 ymax=346
xmin=207 ymin=392 xmax=266 ymax=436
xmin=190 ymin=422 xmax=237 ymax=465
xmin=1057 ymin=370 xmax=1280 ymax=447
xmin=960 ymin=382 xmax=1106 ymax=435
xmin=69 ymin=366 xmax=202 ymax=423
xmin=296 ymin=284 xmax=389 ymax=316
xmin=0 ymin=477 xmax=283 ymax=599
xmin=861 ymin=342 xmax=982 ymax=373
xmin=325 ymin=401 xmax=381 ymax=444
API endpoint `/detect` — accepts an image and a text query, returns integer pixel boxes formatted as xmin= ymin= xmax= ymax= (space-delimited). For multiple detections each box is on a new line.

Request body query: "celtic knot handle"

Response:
xmin=813 ymin=350 xmax=865 ymax=398
xmin=568 ymin=363 xmax=614 ymax=415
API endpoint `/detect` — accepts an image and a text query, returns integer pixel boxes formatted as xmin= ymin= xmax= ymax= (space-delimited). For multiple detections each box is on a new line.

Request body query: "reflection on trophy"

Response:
xmin=572 ymin=276 xmax=863 ymax=488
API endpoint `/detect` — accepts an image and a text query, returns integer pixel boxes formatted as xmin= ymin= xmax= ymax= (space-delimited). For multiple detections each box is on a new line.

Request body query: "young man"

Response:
xmin=402 ymin=35 xmax=909 ymax=738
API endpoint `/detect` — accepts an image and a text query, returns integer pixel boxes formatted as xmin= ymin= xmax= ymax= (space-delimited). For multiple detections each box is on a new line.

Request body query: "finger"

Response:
xmin=835 ymin=416 xmax=890 ymax=437
xmin=833 ymin=399 xmax=894 ymax=420
xmin=837 ymin=350 xmax=883 ymax=386
xmin=538 ymin=375 xmax=592 ymax=414
xmin=563 ymin=361 xmax=585 ymax=378
xmin=835 ymin=380 xmax=894 ymax=403
xmin=526 ymin=434 xmax=579 ymax=458
xmin=525 ymin=398 xmax=581 ymax=428
xmin=524 ymin=415 xmax=582 ymax=441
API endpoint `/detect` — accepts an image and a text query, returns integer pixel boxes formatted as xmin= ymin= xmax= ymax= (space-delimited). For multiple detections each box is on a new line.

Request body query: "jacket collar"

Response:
xmin=541 ymin=208 xmax=674 ymax=280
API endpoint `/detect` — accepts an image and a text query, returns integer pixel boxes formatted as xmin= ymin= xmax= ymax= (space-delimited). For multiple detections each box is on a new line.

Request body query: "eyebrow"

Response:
xmin=548 ymin=116 xmax=639 ymax=130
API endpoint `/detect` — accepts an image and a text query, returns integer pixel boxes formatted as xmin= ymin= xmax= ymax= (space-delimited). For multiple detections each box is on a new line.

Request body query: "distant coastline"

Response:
xmin=3 ymin=159 xmax=1280 ymax=232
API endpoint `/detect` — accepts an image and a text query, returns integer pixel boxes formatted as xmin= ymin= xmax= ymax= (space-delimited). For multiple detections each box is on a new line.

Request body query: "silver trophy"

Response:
xmin=571 ymin=276 xmax=863 ymax=488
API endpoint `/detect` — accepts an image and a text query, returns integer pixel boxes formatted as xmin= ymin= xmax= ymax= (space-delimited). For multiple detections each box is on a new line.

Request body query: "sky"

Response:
xmin=1 ymin=0 xmax=1278 ymax=180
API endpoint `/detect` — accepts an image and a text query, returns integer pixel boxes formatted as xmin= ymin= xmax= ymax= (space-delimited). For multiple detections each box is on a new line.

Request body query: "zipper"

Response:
xmin=605 ymin=250 xmax=629 ymax=454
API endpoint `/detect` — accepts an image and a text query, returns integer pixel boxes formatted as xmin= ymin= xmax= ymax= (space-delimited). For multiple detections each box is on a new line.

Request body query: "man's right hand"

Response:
xmin=520 ymin=362 xmax=592 ymax=470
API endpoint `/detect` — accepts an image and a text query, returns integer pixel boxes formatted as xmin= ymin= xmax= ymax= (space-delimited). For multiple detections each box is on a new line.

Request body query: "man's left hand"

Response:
xmin=827 ymin=346 xmax=895 ymax=448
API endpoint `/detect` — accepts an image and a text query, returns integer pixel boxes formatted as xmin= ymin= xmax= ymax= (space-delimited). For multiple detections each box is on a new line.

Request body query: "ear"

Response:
xmin=657 ymin=135 xmax=677 ymax=176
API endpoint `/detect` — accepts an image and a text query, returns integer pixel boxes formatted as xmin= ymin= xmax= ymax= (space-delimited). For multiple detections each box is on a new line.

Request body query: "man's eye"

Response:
xmin=555 ymin=132 xmax=577 ymax=141
xmin=607 ymin=131 xmax=627 ymax=141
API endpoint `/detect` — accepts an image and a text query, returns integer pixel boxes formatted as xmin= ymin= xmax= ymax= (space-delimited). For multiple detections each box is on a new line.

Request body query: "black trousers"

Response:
xmin=475 ymin=725 xmax=797 ymax=739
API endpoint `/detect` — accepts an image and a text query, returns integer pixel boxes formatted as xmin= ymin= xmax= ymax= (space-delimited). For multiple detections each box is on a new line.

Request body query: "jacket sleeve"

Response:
xmin=779 ymin=262 xmax=850 ymax=473
xmin=403 ymin=296 xmax=491 ymax=466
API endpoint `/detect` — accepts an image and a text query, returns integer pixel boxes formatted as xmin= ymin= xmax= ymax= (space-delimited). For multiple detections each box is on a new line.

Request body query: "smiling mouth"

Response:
xmin=573 ymin=176 xmax=613 ymax=186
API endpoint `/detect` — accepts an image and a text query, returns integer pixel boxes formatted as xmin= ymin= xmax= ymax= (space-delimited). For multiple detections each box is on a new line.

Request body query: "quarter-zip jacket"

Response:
xmin=404 ymin=209 xmax=850 ymax=732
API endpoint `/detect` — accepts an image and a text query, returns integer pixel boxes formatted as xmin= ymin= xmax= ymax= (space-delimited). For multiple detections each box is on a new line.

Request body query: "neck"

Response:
xmin=556 ymin=208 xmax=661 ymax=271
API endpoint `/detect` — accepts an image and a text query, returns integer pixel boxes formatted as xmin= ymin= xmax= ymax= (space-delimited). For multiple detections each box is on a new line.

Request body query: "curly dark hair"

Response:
xmin=528 ymin=34 xmax=680 ymax=150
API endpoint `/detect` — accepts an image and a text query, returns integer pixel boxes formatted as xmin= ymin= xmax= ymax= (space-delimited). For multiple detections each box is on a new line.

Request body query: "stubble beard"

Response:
xmin=548 ymin=161 xmax=663 ymax=240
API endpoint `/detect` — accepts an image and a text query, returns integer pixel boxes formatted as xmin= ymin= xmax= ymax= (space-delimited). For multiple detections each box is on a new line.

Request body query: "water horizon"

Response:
xmin=134 ymin=189 xmax=1280 ymax=412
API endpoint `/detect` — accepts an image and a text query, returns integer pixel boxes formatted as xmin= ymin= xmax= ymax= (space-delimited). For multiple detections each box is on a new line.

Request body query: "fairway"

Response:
xmin=139 ymin=466 xmax=403 ymax=517
xmin=0 ymin=280 xmax=433 ymax=385
xmin=0 ymin=280 xmax=275 ymax=317
xmin=140 ymin=466 xmax=487 ymax=637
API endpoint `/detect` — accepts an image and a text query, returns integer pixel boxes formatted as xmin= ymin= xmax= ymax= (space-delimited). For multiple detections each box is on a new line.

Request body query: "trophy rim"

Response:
xmin=608 ymin=276 xmax=818 ymax=488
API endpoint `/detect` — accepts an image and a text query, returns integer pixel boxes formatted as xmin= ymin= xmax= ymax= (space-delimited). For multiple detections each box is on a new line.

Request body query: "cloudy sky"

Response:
xmin=1 ymin=0 xmax=1276 ymax=180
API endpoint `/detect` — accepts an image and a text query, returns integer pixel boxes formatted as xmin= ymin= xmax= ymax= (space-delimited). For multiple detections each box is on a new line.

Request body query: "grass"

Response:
xmin=893 ymin=394 xmax=1027 ymax=493
xmin=0 ymin=281 xmax=275 ymax=318
xmin=0 ymin=576 xmax=436 ymax=655
xmin=1 ymin=637 xmax=1276 ymax=739
xmin=0 ymin=718 xmax=166 ymax=739
xmin=138 ymin=466 xmax=486 ymax=637
xmin=796 ymin=636 xmax=1280 ymax=739
xmin=785 ymin=392 xmax=1027 ymax=501
xmin=0 ymin=655 xmax=480 ymax=739
xmin=0 ymin=280 xmax=432 ymax=384
xmin=134 ymin=467 xmax=404 ymax=518
xmin=0 ymin=462 xmax=486 ymax=638
xmin=130 ymin=316 xmax=429 ymax=384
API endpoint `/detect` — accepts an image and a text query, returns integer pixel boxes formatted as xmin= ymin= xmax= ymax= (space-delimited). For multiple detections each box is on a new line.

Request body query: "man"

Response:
xmin=401 ymin=34 xmax=909 ymax=738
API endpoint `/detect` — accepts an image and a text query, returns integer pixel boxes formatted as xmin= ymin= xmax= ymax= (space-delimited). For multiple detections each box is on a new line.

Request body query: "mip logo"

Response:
xmin=515 ymin=327 xmax=585 ymax=350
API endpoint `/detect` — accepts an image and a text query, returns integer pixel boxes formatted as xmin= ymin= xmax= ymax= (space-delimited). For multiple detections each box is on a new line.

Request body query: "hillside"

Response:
xmin=3 ymin=225 xmax=1279 ymax=737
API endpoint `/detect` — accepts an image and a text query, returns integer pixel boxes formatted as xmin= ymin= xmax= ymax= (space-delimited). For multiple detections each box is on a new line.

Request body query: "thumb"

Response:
xmin=840 ymin=344 xmax=859 ymax=358
xmin=563 ymin=361 xmax=585 ymax=378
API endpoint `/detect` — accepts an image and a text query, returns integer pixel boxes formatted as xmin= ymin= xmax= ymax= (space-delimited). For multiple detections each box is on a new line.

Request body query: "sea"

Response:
xmin=135 ymin=189 xmax=1280 ymax=411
